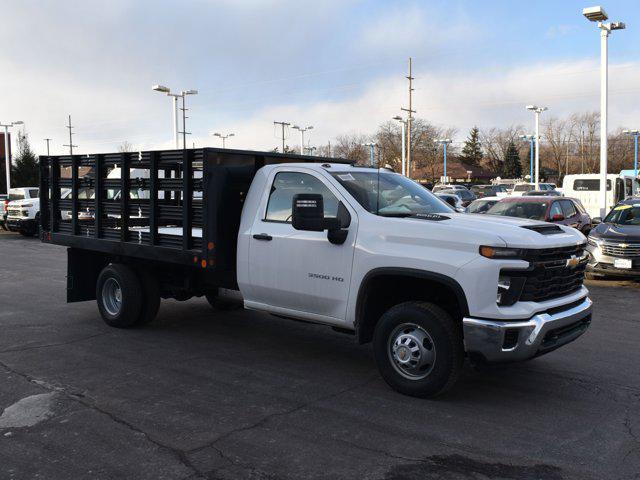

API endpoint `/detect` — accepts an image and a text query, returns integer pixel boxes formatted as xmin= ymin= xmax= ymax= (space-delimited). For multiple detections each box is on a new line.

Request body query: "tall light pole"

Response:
xmin=152 ymin=85 xmax=198 ymax=149
xmin=1 ymin=121 xmax=23 ymax=193
xmin=583 ymin=6 xmax=625 ymax=216
xmin=438 ymin=139 xmax=452 ymax=184
xmin=44 ymin=138 xmax=52 ymax=156
xmin=526 ymin=105 xmax=547 ymax=188
xmin=362 ymin=143 xmax=377 ymax=167
xmin=623 ymin=129 xmax=639 ymax=188
xmin=519 ymin=134 xmax=536 ymax=181
xmin=212 ymin=132 xmax=235 ymax=148
xmin=292 ymin=125 xmax=313 ymax=155
xmin=393 ymin=115 xmax=407 ymax=176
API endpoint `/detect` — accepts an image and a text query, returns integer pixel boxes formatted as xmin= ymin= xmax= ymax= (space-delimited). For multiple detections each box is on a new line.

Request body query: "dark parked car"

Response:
xmin=586 ymin=197 xmax=640 ymax=278
xmin=439 ymin=188 xmax=476 ymax=207
xmin=485 ymin=196 xmax=591 ymax=233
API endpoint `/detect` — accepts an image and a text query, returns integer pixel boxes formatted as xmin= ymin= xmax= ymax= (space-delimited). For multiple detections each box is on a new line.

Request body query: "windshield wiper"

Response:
xmin=378 ymin=212 xmax=415 ymax=217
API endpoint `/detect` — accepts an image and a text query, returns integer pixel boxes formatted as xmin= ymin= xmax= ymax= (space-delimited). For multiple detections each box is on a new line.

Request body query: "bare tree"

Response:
xmin=333 ymin=133 xmax=370 ymax=164
xmin=543 ymin=116 xmax=574 ymax=182
xmin=480 ymin=125 xmax=524 ymax=175
xmin=118 ymin=141 xmax=134 ymax=153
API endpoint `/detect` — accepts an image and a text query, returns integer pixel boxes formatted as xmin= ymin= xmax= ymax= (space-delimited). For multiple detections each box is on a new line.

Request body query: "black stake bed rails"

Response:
xmin=40 ymin=148 xmax=350 ymax=287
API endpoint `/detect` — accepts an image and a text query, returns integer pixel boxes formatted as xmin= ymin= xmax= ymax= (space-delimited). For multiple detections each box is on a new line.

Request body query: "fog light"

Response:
xmin=496 ymin=275 xmax=525 ymax=306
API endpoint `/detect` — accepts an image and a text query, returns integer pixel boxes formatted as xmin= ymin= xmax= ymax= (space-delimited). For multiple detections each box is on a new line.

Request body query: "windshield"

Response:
xmin=468 ymin=199 xmax=497 ymax=214
xmin=9 ymin=190 xmax=25 ymax=201
xmin=604 ymin=203 xmax=640 ymax=226
xmin=486 ymin=201 xmax=549 ymax=220
xmin=513 ymin=184 xmax=533 ymax=192
xmin=331 ymin=171 xmax=453 ymax=217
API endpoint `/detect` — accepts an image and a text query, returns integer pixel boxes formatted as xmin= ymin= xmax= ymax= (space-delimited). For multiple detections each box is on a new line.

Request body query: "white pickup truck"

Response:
xmin=42 ymin=149 xmax=593 ymax=398
xmin=6 ymin=187 xmax=40 ymax=236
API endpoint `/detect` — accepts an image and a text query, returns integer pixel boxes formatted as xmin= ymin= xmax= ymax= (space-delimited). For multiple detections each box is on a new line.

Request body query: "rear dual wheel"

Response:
xmin=96 ymin=264 xmax=160 ymax=328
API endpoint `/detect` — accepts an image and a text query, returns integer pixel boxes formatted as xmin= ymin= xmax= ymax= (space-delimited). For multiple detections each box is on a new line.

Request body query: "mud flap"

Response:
xmin=67 ymin=248 xmax=109 ymax=303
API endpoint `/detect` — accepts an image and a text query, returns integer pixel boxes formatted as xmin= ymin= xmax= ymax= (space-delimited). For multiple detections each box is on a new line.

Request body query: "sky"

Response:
xmin=1 ymin=0 xmax=639 ymax=156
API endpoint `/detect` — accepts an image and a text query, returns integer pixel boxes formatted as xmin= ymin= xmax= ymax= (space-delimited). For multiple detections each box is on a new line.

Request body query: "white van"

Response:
xmin=562 ymin=173 xmax=639 ymax=218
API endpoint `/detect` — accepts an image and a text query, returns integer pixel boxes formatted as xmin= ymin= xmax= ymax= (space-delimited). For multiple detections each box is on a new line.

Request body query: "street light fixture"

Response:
xmin=0 ymin=120 xmax=23 ymax=193
xmin=623 ymin=129 xmax=639 ymax=187
xmin=583 ymin=5 xmax=625 ymax=216
xmin=526 ymin=105 xmax=547 ymax=188
xmin=393 ymin=115 xmax=408 ymax=176
xmin=438 ymin=139 xmax=452 ymax=184
xmin=152 ymin=85 xmax=198 ymax=149
xmin=292 ymin=125 xmax=313 ymax=155
xmin=212 ymin=132 xmax=235 ymax=149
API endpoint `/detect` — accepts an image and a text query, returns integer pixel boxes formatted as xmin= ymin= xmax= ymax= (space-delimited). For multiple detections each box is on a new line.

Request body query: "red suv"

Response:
xmin=486 ymin=196 xmax=592 ymax=234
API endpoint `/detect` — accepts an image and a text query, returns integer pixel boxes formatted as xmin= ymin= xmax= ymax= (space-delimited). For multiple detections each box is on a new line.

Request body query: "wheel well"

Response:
xmin=356 ymin=270 xmax=468 ymax=344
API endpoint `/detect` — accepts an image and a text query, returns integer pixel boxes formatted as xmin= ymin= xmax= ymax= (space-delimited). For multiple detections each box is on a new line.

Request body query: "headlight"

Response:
xmin=587 ymin=236 xmax=601 ymax=248
xmin=479 ymin=246 xmax=523 ymax=259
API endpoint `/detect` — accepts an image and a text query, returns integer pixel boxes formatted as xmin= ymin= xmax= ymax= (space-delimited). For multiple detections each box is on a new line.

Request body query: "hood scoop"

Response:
xmin=521 ymin=224 xmax=563 ymax=235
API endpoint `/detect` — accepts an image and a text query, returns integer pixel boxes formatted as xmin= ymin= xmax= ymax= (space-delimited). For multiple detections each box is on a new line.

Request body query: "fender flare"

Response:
xmin=355 ymin=267 xmax=470 ymax=334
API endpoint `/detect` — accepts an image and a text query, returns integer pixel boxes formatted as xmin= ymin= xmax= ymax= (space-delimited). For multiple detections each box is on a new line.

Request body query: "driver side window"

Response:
xmin=265 ymin=172 xmax=339 ymax=222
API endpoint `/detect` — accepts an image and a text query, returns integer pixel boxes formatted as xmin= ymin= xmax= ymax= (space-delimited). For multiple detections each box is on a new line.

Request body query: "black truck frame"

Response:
xmin=40 ymin=148 xmax=349 ymax=308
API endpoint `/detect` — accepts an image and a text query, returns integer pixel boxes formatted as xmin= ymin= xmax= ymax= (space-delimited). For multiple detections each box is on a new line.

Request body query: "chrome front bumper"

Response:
xmin=462 ymin=296 xmax=592 ymax=363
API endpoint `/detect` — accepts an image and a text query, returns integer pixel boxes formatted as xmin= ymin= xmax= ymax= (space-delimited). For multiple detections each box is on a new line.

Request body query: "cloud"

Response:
xmin=546 ymin=24 xmax=579 ymax=39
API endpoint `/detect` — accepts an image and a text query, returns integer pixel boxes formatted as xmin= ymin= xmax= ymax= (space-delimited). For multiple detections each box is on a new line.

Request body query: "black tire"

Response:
xmin=136 ymin=269 xmax=161 ymax=325
xmin=205 ymin=290 xmax=241 ymax=311
xmin=373 ymin=301 xmax=464 ymax=398
xmin=96 ymin=264 xmax=143 ymax=328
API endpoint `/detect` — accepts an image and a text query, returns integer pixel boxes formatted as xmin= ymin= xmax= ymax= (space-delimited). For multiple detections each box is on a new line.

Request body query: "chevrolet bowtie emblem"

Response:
xmin=566 ymin=255 xmax=580 ymax=268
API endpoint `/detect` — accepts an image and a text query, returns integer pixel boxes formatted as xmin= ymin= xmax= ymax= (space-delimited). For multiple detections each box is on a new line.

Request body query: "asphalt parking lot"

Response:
xmin=0 ymin=231 xmax=639 ymax=480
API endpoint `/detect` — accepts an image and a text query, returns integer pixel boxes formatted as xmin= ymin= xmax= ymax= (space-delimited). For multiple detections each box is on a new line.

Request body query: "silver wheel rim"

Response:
xmin=388 ymin=323 xmax=436 ymax=380
xmin=102 ymin=278 xmax=123 ymax=316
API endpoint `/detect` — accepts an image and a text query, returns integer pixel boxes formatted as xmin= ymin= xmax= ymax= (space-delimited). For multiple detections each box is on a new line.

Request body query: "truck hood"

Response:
xmin=402 ymin=212 xmax=585 ymax=249
xmin=590 ymin=222 xmax=640 ymax=243
xmin=8 ymin=199 xmax=37 ymax=207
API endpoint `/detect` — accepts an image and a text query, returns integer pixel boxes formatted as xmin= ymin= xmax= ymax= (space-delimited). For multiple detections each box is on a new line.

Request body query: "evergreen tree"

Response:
xmin=11 ymin=132 xmax=39 ymax=187
xmin=460 ymin=126 xmax=483 ymax=166
xmin=502 ymin=141 xmax=523 ymax=178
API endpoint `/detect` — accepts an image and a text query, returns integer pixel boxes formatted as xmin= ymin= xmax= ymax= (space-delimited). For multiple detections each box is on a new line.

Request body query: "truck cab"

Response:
xmin=236 ymin=163 xmax=592 ymax=396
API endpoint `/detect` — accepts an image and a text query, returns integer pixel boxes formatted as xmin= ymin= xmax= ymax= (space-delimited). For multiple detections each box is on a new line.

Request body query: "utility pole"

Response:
xmin=63 ymin=115 xmax=77 ymax=155
xmin=401 ymin=58 xmax=415 ymax=178
xmin=273 ymin=121 xmax=290 ymax=152
xmin=44 ymin=138 xmax=52 ymax=156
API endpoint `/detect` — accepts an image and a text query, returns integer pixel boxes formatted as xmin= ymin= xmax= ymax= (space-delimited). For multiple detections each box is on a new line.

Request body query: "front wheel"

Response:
xmin=373 ymin=302 xmax=464 ymax=398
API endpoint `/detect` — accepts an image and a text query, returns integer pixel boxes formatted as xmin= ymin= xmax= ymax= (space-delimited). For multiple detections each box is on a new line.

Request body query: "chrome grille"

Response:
xmin=601 ymin=242 xmax=640 ymax=257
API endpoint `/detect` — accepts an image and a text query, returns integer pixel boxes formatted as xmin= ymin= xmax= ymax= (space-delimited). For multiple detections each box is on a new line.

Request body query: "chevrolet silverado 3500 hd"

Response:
xmin=40 ymin=148 xmax=592 ymax=397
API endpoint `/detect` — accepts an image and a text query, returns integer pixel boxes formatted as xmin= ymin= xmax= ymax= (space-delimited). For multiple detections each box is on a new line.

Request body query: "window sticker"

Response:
xmin=338 ymin=173 xmax=355 ymax=181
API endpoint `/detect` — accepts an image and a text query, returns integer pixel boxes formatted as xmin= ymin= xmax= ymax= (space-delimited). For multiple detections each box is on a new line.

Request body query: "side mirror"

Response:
xmin=592 ymin=217 xmax=602 ymax=225
xmin=292 ymin=193 xmax=338 ymax=231
xmin=551 ymin=213 xmax=565 ymax=222
xmin=292 ymin=194 xmax=349 ymax=245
